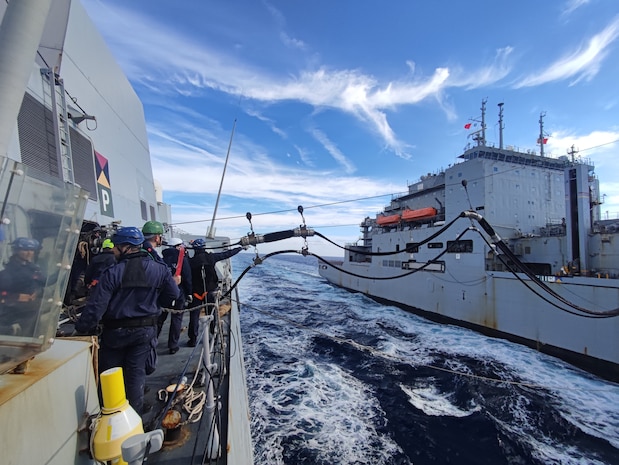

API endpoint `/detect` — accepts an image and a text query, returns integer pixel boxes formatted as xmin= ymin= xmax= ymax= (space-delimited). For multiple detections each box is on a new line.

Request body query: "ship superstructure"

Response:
xmin=0 ymin=1 xmax=253 ymax=463
xmin=320 ymin=100 xmax=619 ymax=381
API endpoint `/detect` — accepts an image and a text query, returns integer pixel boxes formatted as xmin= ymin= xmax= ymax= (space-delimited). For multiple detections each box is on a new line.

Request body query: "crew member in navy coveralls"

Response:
xmin=84 ymin=238 xmax=117 ymax=290
xmin=187 ymin=239 xmax=242 ymax=346
xmin=74 ymin=227 xmax=180 ymax=414
xmin=141 ymin=220 xmax=165 ymax=263
xmin=0 ymin=237 xmax=45 ymax=336
xmin=157 ymin=238 xmax=192 ymax=354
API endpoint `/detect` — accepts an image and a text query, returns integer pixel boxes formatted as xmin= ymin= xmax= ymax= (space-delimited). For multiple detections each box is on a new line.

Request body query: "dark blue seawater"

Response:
xmin=233 ymin=253 xmax=619 ymax=465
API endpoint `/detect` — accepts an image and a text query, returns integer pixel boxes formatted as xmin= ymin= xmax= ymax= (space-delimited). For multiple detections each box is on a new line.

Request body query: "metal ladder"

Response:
xmin=41 ymin=68 xmax=75 ymax=184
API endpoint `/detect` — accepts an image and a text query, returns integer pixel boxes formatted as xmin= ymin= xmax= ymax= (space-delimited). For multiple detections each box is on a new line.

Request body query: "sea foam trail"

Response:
xmin=235 ymin=253 xmax=619 ymax=465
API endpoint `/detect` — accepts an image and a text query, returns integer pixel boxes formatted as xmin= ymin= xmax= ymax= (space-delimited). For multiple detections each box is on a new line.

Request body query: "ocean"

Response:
xmin=233 ymin=253 xmax=619 ymax=465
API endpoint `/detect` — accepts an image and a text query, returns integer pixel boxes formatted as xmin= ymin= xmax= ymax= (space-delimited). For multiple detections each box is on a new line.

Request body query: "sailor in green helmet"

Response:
xmin=84 ymin=238 xmax=117 ymax=289
xmin=142 ymin=220 xmax=165 ymax=264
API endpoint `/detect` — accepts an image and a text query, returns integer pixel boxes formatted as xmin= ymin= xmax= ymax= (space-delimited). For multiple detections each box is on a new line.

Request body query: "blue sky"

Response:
xmin=81 ymin=0 xmax=619 ymax=257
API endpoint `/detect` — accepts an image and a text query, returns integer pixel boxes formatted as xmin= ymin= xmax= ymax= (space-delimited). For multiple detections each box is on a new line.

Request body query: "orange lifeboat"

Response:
xmin=401 ymin=207 xmax=437 ymax=222
xmin=376 ymin=213 xmax=401 ymax=226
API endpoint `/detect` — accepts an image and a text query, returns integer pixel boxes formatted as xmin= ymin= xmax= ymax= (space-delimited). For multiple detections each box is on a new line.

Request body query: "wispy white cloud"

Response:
xmin=244 ymin=108 xmax=287 ymax=138
xmin=448 ymin=47 xmax=514 ymax=90
xmin=561 ymin=0 xmax=592 ymax=17
xmin=294 ymin=145 xmax=315 ymax=167
xmin=80 ymin=1 xmax=519 ymax=160
xmin=309 ymin=129 xmax=356 ymax=174
xmin=264 ymin=1 xmax=307 ymax=50
xmin=514 ymin=16 xmax=619 ymax=88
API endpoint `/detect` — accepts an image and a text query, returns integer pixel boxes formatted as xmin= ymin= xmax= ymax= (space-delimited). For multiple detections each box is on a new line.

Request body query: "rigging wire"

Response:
xmin=170 ymin=192 xmax=402 ymax=227
xmin=221 ymin=210 xmax=619 ymax=319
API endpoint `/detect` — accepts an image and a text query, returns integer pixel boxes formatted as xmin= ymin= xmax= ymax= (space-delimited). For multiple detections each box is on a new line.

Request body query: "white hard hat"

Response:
xmin=167 ymin=237 xmax=183 ymax=247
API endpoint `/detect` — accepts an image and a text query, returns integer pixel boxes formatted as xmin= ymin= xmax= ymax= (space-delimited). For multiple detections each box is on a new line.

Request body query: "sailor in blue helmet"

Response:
xmin=0 ymin=237 xmax=45 ymax=337
xmin=187 ymin=238 xmax=243 ymax=347
xmin=74 ymin=226 xmax=181 ymax=414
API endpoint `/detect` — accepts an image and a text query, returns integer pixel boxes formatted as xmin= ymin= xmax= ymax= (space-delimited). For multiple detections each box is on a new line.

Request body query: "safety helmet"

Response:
xmin=191 ymin=238 xmax=206 ymax=249
xmin=112 ymin=227 xmax=144 ymax=246
xmin=101 ymin=238 xmax=114 ymax=249
xmin=12 ymin=237 xmax=40 ymax=251
xmin=142 ymin=220 xmax=164 ymax=235
xmin=166 ymin=237 xmax=183 ymax=247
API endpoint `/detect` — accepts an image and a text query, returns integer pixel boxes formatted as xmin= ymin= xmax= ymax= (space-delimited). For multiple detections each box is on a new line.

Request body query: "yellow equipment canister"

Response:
xmin=92 ymin=367 xmax=144 ymax=464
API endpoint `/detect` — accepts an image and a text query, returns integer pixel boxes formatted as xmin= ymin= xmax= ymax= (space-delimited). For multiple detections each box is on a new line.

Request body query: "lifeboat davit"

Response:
xmin=376 ymin=213 xmax=401 ymax=226
xmin=401 ymin=207 xmax=437 ymax=222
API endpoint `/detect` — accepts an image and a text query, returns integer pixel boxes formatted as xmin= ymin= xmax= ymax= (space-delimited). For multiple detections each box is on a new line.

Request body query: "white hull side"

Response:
xmin=319 ymin=262 xmax=619 ymax=377
xmin=227 ymin=288 xmax=255 ymax=464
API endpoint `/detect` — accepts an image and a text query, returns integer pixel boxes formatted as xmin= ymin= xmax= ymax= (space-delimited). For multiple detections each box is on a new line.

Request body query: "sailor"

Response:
xmin=0 ymin=237 xmax=46 ymax=337
xmin=141 ymin=220 xmax=166 ymax=264
xmin=187 ymin=239 xmax=243 ymax=347
xmin=74 ymin=226 xmax=181 ymax=414
xmin=157 ymin=238 xmax=192 ymax=354
xmin=84 ymin=238 xmax=117 ymax=289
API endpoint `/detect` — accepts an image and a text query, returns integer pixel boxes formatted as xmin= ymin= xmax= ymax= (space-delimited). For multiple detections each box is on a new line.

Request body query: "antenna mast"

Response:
xmin=538 ymin=112 xmax=546 ymax=157
xmin=469 ymin=98 xmax=487 ymax=147
xmin=497 ymin=102 xmax=504 ymax=149
xmin=207 ymin=118 xmax=237 ymax=239
xmin=567 ymin=144 xmax=578 ymax=163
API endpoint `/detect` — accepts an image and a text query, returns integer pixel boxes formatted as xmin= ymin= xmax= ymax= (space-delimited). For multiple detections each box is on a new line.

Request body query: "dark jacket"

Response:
xmin=162 ymin=247 xmax=192 ymax=300
xmin=75 ymin=251 xmax=180 ymax=333
xmin=0 ymin=255 xmax=46 ymax=302
xmin=142 ymin=240 xmax=165 ymax=264
xmin=84 ymin=250 xmax=116 ymax=287
xmin=190 ymin=247 xmax=242 ymax=297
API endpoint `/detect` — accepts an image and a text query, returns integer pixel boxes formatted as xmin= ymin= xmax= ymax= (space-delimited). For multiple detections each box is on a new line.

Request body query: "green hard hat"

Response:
xmin=142 ymin=220 xmax=164 ymax=235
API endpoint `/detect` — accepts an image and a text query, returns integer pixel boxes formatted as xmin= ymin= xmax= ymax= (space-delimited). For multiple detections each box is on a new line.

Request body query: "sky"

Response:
xmin=81 ymin=0 xmax=619 ymax=257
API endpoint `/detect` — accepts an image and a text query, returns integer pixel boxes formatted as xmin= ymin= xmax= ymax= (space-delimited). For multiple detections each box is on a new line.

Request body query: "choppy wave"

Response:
xmin=235 ymin=253 xmax=619 ymax=464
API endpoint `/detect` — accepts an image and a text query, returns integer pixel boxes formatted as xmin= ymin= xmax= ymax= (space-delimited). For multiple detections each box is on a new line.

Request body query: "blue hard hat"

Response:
xmin=192 ymin=238 xmax=206 ymax=249
xmin=112 ymin=227 xmax=144 ymax=246
xmin=12 ymin=237 xmax=40 ymax=251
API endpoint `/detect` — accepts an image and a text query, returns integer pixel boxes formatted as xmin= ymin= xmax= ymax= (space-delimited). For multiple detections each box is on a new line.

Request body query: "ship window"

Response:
xmin=150 ymin=205 xmax=156 ymax=220
xmin=140 ymin=200 xmax=147 ymax=220
xmin=428 ymin=242 xmax=443 ymax=249
xmin=406 ymin=242 xmax=419 ymax=253
xmin=446 ymin=239 xmax=473 ymax=253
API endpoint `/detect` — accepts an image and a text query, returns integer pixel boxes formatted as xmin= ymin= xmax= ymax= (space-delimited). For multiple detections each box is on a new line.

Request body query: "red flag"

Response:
xmin=464 ymin=123 xmax=472 ymax=129
xmin=536 ymin=137 xmax=549 ymax=144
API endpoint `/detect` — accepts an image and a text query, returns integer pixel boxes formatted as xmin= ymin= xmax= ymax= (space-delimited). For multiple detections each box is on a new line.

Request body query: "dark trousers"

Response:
xmin=157 ymin=310 xmax=183 ymax=350
xmin=98 ymin=326 xmax=156 ymax=415
xmin=188 ymin=292 xmax=215 ymax=343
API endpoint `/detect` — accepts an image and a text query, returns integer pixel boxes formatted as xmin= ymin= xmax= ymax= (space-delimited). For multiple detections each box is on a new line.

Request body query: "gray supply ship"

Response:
xmin=0 ymin=1 xmax=253 ymax=463
xmin=319 ymin=99 xmax=619 ymax=382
